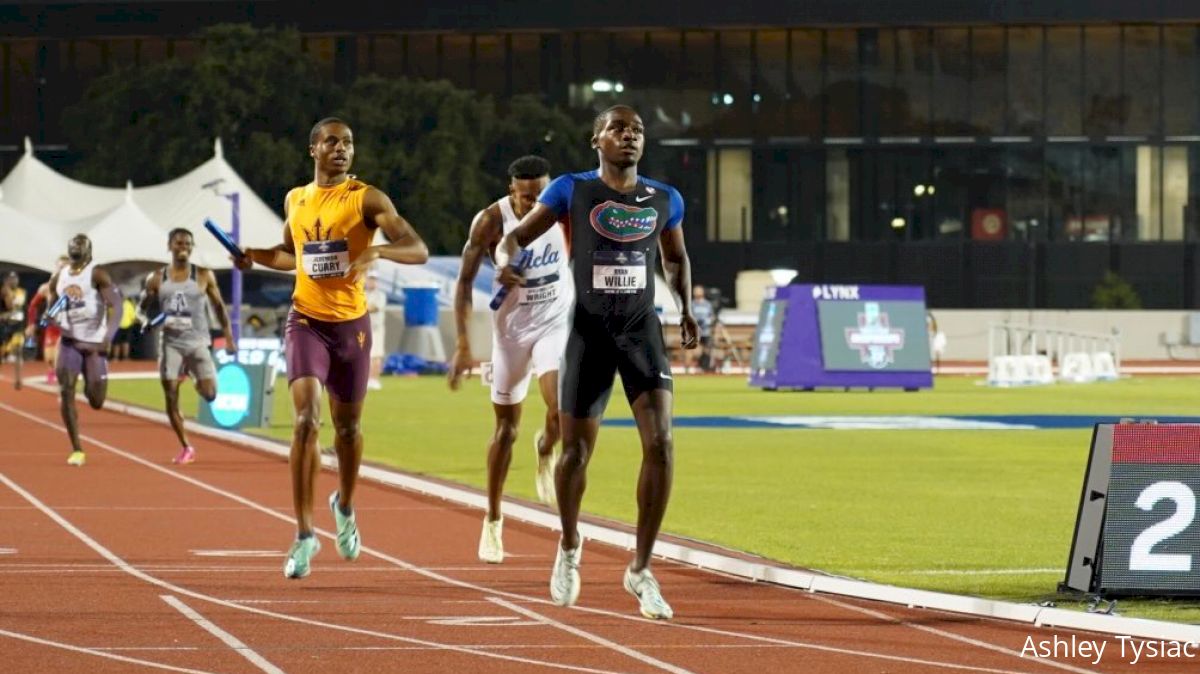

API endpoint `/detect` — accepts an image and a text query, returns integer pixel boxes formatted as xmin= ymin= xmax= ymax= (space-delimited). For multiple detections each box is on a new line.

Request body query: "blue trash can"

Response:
xmin=403 ymin=283 xmax=440 ymax=327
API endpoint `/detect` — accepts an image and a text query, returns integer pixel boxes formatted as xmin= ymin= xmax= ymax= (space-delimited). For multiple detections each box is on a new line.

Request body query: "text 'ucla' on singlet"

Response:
xmin=55 ymin=262 xmax=108 ymax=343
xmin=537 ymin=170 xmax=683 ymax=324
xmin=494 ymin=195 xmax=573 ymax=342
xmin=159 ymin=264 xmax=211 ymax=349
xmin=286 ymin=178 xmax=375 ymax=322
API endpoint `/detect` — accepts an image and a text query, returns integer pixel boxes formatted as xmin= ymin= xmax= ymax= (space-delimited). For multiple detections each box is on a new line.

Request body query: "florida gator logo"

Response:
xmin=589 ymin=201 xmax=658 ymax=242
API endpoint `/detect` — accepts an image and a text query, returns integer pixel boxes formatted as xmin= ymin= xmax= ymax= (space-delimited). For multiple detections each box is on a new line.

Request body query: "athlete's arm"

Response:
xmin=660 ymin=226 xmax=699 ymax=350
xmin=140 ymin=270 xmax=161 ymax=315
xmin=201 ymin=267 xmax=236 ymax=354
xmin=495 ymin=203 xmax=558 ymax=270
xmin=25 ymin=280 xmax=52 ymax=338
xmin=237 ymin=197 xmax=298 ymax=271
xmin=93 ymin=267 xmax=124 ymax=351
xmin=449 ymin=206 xmax=502 ymax=390
xmin=346 ymin=187 xmax=429 ymax=277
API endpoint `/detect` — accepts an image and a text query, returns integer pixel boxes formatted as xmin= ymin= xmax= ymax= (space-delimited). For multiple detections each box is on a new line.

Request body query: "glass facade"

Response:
xmin=4 ymin=22 xmax=1200 ymax=305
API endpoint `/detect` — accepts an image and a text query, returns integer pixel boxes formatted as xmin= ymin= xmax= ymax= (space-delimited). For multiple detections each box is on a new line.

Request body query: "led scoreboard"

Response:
xmin=1063 ymin=423 xmax=1200 ymax=597
xmin=749 ymin=284 xmax=932 ymax=391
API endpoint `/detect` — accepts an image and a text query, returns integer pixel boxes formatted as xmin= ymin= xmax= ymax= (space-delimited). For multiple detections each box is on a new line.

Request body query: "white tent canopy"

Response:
xmin=0 ymin=189 xmax=69 ymax=272
xmin=0 ymin=138 xmax=284 ymax=270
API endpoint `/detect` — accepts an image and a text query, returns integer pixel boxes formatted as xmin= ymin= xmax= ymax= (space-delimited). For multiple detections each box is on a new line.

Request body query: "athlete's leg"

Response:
xmin=487 ymin=402 xmax=521 ymax=521
xmin=161 ymin=378 xmax=189 ymax=448
xmin=530 ymin=327 xmax=568 ymax=458
xmin=557 ymin=415 xmax=601 ymax=550
xmin=556 ymin=324 xmax=616 ymax=551
xmin=12 ymin=333 xmax=22 ymax=390
xmin=328 ymin=394 xmax=364 ymax=512
xmin=325 ymin=312 xmax=372 ymax=516
xmin=191 ymin=346 xmax=218 ymax=403
xmin=535 ymin=373 xmax=560 ymax=456
xmin=57 ymin=342 xmax=84 ymax=454
xmin=81 ymin=346 xmax=108 ymax=409
xmin=628 ymin=389 xmax=674 ymax=572
xmin=290 ymin=376 xmax=323 ymax=535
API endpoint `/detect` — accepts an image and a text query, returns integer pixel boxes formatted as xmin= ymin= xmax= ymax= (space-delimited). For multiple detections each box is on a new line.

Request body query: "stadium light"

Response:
xmin=891 ymin=216 xmax=906 ymax=230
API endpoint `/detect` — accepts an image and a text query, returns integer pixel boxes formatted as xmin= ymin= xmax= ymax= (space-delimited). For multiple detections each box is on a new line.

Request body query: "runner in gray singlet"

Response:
xmin=141 ymin=228 xmax=235 ymax=464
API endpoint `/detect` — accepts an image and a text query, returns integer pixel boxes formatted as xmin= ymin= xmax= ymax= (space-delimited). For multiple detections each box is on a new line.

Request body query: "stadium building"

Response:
xmin=3 ymin=0 xmax=1200 ymax=307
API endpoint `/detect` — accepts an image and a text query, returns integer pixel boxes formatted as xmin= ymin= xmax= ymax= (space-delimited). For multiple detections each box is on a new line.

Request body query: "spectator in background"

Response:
xmin=109 ymin=294 xmax=138 ymax=360
xmin=365 ymin=270 xmax=387 ymax=391
xmin=244 ymin=313 xmax=268 ymax=338
xmin=687 ymin=285 xmax=715 ymax=373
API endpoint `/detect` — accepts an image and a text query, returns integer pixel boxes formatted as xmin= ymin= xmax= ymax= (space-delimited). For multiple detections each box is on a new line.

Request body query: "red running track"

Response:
xmin=0 ymin=377 xmax=1191 ymax=673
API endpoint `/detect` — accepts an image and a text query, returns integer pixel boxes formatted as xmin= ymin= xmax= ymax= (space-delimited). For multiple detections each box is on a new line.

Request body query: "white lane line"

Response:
xmin=808 ymin=594 xmax=1097 ymax=674
xmin=0 ymin=401 xmax=1049 ymax=673
xmin=489 ymin=597 xmax=698 ymax=674
xmin=0 ymin=627 xmax=217 ymax=673
xmin=190 ymin=550 xmax=282 ymax=557
xmin=160 ymin=595 xmax=284 ymax=674
xmin=0 ymin=471 xmax=638 ymax=674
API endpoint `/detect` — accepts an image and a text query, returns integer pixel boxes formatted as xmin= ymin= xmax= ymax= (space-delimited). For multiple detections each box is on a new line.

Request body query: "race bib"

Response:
xmin=164 ymin=314 xmax=194 ymax=331
xmin=518 ymin=273 xmax=561 ymax=305
xmin=592 ymin=250 xmax=646 ymax=294
xmin=302 ymin=239 xmax=350 ymax=279
xmin=65 ymin=299 xmax=89 ymax=323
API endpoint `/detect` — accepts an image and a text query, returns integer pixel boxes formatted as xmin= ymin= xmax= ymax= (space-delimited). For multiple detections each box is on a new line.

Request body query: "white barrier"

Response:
xmin=987 ymin=323 xmax=1121 ymax=386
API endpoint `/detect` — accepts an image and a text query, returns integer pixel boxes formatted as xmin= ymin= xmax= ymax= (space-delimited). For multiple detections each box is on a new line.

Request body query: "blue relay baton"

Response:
xmin=204 ymin=218 xmax=244 ymax=258
xmin=38 ymin=294 xmax=68 ymax=328
xmin=489 ymin=249 xmax=532 ymax=311
xmin=141 ymin=312 xmax=166 ymax=334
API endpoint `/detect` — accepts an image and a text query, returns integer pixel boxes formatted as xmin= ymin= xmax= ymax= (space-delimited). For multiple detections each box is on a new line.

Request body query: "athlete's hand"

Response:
xmin=680 ymin=313 xmax=700 ymax=350
xmin=495 ymin=265 xmax=523 ymax=289
xmin=346 ymin=247 xmax=382 ymax=281
xmin=223 ymin=331 xmax=237 ymax=355
xmin=448 ymin=346 xmax=473 ymax=390
xmin=233 ymin=250 xmax=255 ymax=271
xmin=24 ymin=324 xmax=35 ymax=338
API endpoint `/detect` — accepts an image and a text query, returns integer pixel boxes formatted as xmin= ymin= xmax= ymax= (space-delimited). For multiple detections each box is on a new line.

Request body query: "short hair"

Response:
xmin=309 ymin=117 xmax=348 ymax=145
xmin=168 ymin=227 xmax=193 ymax=243
xmin=592 ymin=105 xmax=639 ymax=137
xmin=507 ymin=155 xmax=551 ymax=180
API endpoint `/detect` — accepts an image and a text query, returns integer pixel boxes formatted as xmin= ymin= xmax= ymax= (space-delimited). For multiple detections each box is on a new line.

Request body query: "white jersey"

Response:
xmin=493 ymin=196 xmax=573 ymax=342
xmin=55 ymin=262 xmax=108 ymax=343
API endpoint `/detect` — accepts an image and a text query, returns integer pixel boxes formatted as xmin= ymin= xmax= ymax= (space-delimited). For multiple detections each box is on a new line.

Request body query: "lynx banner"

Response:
xmin=749 ymin=284 xmax=933 ymax=391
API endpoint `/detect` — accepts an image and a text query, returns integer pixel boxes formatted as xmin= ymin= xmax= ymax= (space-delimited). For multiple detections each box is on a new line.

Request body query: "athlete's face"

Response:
xmin=310 ymin=123 xmax=354 ymax=175
xmin=593 ymin=109 xmax=644 ymax=168
xmin=67 ymin=235 xmax=92 ymax=265
xmin=2 ymin=273 xmax=16 ymax=289
xmin=508 ymin=175 xmax=549 ymax=218
xmin=168 ymin=232 xmax=194 ymax=263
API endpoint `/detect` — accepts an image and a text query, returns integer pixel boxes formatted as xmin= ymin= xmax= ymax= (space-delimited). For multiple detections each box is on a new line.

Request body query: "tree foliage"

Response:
xmin=63 ymin=24 xmax=330 ymax=211
xmin=60 ymin=23 xmax=593 ymax=254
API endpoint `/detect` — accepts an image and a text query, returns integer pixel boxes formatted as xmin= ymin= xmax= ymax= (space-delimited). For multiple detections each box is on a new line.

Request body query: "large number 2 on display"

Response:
xmin=1129 ymin=481 xmax=1195 ymax=572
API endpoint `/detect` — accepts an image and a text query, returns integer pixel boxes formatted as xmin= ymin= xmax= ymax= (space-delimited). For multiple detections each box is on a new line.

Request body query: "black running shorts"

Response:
xmin=559 ymin=308 xmax=673 ymax=418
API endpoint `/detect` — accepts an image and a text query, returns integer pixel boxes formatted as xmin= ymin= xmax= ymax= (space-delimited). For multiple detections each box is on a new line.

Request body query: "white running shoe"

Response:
xmin=283 ymin=536 xmax=321 ymax=579
xmin=478 ymin=516 xmax=504 ymax=564
xmin=549 ymin=540 xmax=582 ymax=606
xmin=533 ymin=431 xmax=558 ymax=509
xmin=623 ymin=564 xmax=674 ymax=620
xmin=327 ymin=491 xmax=361 ymax=561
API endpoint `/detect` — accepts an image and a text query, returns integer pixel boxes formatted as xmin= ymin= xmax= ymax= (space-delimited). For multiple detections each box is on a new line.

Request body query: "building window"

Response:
xmin=1164 ymin=26 xmax=1199 ymax=136
xmin=473 ymin=34 xmax=505 ymax=96
xmin=1084 ymin=26 xmax=1121 ymax=137
xmin=1006 ymin=27 xmax=1043 ymax=136
xmin=971 ymin=27 xmax=1005 ymax=135
xmin=1046 ymin=27 xmax=1082 ymax=136
xmin=825 ymin=29 xmax=860 ymax=137
xmin=1123 ymin=26 xmax=1160 ymax=136
xmin=707 ymin=148 xmax=752 ymax=241
xmin=509 ymin=33 xmax=542 ymax=95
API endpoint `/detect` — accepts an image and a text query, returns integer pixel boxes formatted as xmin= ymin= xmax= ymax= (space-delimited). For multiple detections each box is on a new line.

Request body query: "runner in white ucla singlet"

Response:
xmin=449 ymin=155 xmax=572 ymax=564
